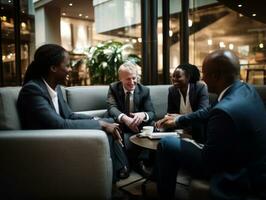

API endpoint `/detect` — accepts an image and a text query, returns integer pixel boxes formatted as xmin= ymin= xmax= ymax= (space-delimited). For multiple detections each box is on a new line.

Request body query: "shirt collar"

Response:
xmin=218 ymin=84 xmax=232 ymax=102
xmin=178 ymin=83 xmax=190 ymax=96
xmin=123 ymin=86 xmax=134 ymax=94
xmin=42 ymin=78 xmax=58 ymax=99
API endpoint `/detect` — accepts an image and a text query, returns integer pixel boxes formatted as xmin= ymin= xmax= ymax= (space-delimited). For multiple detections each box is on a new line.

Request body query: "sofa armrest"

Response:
xmin=0 ymin=129 xmax=112 ymax=199
xmin=75 ymin=109 xmax=107 ymax=118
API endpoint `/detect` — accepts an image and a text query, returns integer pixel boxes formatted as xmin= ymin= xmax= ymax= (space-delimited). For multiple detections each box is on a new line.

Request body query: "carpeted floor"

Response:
xmin=113 ymin=170 xmax=190 ymax=200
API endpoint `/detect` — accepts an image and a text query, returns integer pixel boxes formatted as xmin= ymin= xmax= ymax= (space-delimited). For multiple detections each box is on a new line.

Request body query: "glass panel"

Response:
xmin=20 ymin=0 xmax=35 ymax=83
xmin=190 ymin=1 xmax=266 ymax=85
xmin=168 ymin=1 xmax=181 ymax=79
xmin=0 ymin=0 xmax=34 ymax=86
xmin=1 ymin=0 xmax=16 ymax=86
xmin=60 ymin=0 xmax=141 ymax=86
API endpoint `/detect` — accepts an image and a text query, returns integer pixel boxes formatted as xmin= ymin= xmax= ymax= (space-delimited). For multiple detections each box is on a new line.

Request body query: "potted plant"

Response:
xmin=85 ymin=41 xmax=141 ymax=85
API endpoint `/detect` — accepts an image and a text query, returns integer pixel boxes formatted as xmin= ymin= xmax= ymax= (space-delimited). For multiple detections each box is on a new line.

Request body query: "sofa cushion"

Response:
xmin=0 ymin=87 xmax=21 ymax=130
xmin=0 ymin=130 xmax=112 ymax=199
xmin=66 ymin=86 xmax=108 ymax=112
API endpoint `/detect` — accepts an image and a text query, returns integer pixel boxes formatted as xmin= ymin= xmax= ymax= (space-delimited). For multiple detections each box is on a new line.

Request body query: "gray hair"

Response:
xmin=118 ymin=61 xmax=141 ymax=82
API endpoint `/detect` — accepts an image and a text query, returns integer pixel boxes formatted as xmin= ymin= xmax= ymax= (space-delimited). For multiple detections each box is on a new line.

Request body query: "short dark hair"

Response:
xmin=23 ymin=44 xmax=67 ymax=85
xmin=174 ymin=63 xmax=200 ymax=83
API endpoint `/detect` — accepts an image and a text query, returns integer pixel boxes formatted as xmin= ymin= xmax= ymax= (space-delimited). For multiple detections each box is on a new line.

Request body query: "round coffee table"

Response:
xmin=129 ymin=130 xmax=189 ymax=150
xmin=129 ymin=135 xmax=159 ymax=150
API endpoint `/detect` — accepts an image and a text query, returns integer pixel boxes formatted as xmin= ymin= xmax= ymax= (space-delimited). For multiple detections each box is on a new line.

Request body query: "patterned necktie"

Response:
xmin=125 ymin=91 xmax=131 ymax=115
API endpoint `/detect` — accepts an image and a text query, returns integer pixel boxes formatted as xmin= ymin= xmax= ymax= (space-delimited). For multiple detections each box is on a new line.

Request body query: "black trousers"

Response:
xmin=107 ymin=135 xmax=129 ymax=182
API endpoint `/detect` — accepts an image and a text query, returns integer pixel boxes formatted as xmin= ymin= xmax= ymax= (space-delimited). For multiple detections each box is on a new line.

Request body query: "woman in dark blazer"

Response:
xmin=167 ymin=63 xmax=209 ymax=142
xmin=17 ymin=44 xmax=128 ymax=181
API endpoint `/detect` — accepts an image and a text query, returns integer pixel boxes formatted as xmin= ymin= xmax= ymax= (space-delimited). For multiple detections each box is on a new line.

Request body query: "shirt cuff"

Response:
xmin=143 ymin=112 xmax=149 ymax=122
xmin=174 ymin=115 xmax=182 ymax=127
xmin=118 ymin=113 xmax=125 ymax=122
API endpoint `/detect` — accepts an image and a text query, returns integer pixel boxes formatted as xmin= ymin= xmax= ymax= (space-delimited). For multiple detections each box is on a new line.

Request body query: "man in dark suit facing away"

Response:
xmin=107 ymin=61 xmax=155 ymax=177
xmin=156 ymin=50 xmax=266 ymax=200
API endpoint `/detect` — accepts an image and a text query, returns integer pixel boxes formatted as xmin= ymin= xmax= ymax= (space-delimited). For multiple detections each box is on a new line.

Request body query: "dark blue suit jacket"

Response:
xmin=167 ymin=81 xmax=209 ymax=113
xmin=179 ymin=81 xmax=266 ymax=198
xmin=17 ymin=79 xmax=101 ymax=129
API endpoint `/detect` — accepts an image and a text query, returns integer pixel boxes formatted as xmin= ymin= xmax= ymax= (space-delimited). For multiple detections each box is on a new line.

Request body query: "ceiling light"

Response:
xmin=69 ymin=3 xmax=73 ymax=6
xmin=85 ymin=16 xmax=89 ymax=18
xmin=238 ymin=4 xmax=242 ymax=7
xmin=8 ymin=0 xmax=11 ymax=3
xmin=188 ymin=19 xmax=193 ymax=27
xmin=1 ymin=16 xmax=7 ymax=22
xmin=207 ymin=39 xmax=212 ymax=46
xmin=132 ymin=39 xmax=137 ymax=43
xmin=21 ymin=22 xmax=27 ymax=29
xmin=138 ymin=38 xmax=142 ymax=43
xmin=62 ymin=12 xmax=66 ymax=16
xmin=252 ymin=13 xmax=256 ymax=17
xmin=169 ymin=30 xmax=173 ymax=37
xmin=229 ymin=43 xmax=234 ymax=50
xmin=79 ymin=13 xmax=82 ymax=17
xmin=219 ymin=41 xmax=226 ymax=48
xmin=259 ymin=43 xmax=264 ymax=48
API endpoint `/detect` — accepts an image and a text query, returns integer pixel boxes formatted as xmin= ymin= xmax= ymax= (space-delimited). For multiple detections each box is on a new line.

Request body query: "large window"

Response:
xmin=190 ymin=2 xmax=266 ymax=85
xmin=59 ymin=0 xmax=142 ymax=86
xmin=0 ymin=0 xmax=34 ymax=86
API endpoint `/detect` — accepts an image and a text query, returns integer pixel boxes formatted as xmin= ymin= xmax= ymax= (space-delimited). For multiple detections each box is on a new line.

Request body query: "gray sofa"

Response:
xmin=1 ymin=84 xmax=266 ymax=199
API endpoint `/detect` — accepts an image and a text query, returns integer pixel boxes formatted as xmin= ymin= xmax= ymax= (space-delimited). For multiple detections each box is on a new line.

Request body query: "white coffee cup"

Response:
xmin=141 ymin=126 xmax=154 ymax=136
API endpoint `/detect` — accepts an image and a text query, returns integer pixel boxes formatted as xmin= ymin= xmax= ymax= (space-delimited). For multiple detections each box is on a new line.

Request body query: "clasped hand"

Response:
xmin=122 ymin=112 xmax=146 ymax=133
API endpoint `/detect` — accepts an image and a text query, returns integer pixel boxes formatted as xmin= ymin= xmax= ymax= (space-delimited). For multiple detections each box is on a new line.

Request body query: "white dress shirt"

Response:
xmin=217 ymin=84 xmax=232 ymax=102
xmin=43 ymin=79 xmax=60 ymax=115
xmin=178 ymin=84 xmax=193 ymax=114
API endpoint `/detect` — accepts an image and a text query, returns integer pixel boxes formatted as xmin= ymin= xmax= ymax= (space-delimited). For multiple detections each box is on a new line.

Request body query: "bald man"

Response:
xmin=107 ymin=62 xmax=155 ymax=177
xmin=156 ymin=50 xmax=266 ymax=200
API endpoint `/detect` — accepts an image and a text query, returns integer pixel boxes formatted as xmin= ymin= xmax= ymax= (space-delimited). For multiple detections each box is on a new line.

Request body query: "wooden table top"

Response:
xmin=129 ymin=135 xmax=159 ymax=150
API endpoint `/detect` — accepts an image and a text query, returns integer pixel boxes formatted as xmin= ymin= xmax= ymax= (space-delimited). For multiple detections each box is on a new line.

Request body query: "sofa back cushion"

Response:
xmin=66 ymin=86 xmax=108 ymax=114
xmin=0 ymin=87 xmax=21 ymax=130
xmin=148 ymin=85 xmax=169 ymax=120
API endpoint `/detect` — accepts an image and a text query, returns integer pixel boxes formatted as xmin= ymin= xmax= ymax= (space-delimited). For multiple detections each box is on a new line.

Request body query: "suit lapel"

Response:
xmin=173 ymin=88 xmax=181 ymax=112
xmin=189 ymin=83 xmax=195 ymax=110
xmin=56 ymin=86 xmax=66 ymax=117
xmin=134 ymin=85 xmax=140 ymax=112
xmin=37 ymin=79 xmax=58 ymax=113
xmin=118 ymin=83 xmax=126 ymax=111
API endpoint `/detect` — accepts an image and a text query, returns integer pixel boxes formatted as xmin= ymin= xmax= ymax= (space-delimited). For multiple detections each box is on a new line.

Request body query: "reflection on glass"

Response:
xmin=190 ymin=4 xmax=266 ymax=85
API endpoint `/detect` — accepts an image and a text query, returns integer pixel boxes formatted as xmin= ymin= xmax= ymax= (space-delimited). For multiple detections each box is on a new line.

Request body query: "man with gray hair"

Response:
xmin=107 ymin=61 xmax=155 ymax=178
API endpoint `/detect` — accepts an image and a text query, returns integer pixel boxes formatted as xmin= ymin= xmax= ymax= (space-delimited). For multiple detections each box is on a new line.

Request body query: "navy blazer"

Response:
xmin=107 ymin=81 xmax=155 ymax=123
xmin=167 ymin=81 xmax=209 ymax=114
xmin=17 ymin=79 xmax=101 ymax=129
xmin=179 ymin=81 xmax=266 ymax=198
